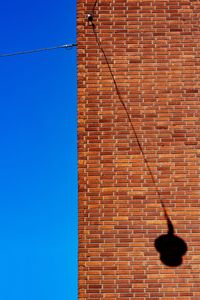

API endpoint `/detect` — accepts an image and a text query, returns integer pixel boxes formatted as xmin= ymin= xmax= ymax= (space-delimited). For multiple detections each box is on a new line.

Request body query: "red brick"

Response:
xmin=78 ymin=0 xmax=200 ymax=299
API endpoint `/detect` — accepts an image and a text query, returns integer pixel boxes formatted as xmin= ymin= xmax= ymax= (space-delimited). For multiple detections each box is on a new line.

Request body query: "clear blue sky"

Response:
xmin=0 ymin=1 xmax=77 ymax=299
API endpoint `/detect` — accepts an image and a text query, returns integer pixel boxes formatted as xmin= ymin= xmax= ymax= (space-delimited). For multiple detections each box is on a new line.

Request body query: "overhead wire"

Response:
xmin=0 ymin=43 xmax=77 ymax=58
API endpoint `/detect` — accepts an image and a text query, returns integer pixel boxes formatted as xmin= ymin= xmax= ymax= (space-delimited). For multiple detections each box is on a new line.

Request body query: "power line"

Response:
xmin=0 ymin=43 xmax=77 ymax=58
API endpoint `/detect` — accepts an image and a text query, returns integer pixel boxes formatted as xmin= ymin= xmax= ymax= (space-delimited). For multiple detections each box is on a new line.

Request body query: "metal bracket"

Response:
xmin=87 ymin=13 xmax=93 ymax=25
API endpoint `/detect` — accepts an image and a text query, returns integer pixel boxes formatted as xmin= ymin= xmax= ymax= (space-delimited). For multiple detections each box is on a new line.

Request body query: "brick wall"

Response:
xmin=77 ymin=1 xmax=200 ymax=299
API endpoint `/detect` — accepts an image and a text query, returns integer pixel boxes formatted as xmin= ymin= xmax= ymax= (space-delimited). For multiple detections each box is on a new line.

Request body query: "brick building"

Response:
xmin=77 ymin=1 xmax=200 ymax=299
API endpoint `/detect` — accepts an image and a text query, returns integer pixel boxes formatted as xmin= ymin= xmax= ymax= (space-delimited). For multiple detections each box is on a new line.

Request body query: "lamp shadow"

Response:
xmin=154 ymin=218 xmax=187 ymax=267
xmin=91 ymin=17 xmax=188 ymax=268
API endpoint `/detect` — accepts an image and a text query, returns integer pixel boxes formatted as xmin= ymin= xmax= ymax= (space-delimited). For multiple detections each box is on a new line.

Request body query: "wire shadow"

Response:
xmin=90 ymin=20 xmax=188 ymax=267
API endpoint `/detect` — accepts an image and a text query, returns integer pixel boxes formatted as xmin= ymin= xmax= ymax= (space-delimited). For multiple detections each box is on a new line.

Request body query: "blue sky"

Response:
xmin=0 ymin=1 xmax=77 ymax=299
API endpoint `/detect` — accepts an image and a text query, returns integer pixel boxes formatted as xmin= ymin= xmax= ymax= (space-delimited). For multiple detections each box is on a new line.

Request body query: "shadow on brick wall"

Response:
xmin=155 ymin=218 xmax=188 ymax=267
xmin=90 ymin=17 xmax=188 ymax=268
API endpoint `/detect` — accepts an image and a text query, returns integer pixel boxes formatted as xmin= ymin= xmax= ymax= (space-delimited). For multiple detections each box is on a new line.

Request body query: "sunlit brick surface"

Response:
xmin=78 ymin=1 xmax=200 ymax=299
